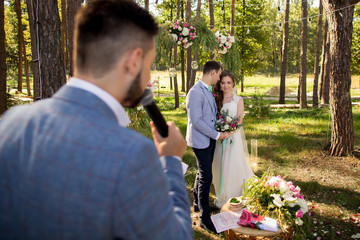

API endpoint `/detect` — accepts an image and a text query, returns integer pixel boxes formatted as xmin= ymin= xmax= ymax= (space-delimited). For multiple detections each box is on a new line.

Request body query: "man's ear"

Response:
xmin=124 ymin=48 xmax=143 ymax=76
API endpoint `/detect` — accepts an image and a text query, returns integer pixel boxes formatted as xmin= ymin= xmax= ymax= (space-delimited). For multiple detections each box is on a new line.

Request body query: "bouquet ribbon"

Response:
xmin=218 ymin=137 xmax=232 ymax=200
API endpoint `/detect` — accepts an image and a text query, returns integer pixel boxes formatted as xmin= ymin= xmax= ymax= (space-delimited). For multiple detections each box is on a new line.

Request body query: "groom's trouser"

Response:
xmin=193 ymin=139 xmax=216 ymax=220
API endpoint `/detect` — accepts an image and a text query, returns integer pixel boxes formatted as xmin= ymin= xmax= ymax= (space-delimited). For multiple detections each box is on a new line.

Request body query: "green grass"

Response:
xmin=153 ymin=99 xmax=360 ymax=240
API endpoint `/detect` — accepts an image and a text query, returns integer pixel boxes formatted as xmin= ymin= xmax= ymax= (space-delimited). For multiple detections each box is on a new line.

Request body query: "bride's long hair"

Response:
xmin=213 ymin=70 xmax=235 ymax=113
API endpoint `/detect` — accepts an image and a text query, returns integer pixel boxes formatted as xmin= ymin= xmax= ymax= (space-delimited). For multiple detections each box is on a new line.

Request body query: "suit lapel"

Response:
xmin=198 ymin=83 xmax=216 ymax=114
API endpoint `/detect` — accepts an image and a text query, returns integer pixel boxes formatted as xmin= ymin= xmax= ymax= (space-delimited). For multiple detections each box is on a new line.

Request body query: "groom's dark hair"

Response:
xmin=203 ymin=61 xmax=222 ymax=75
xmin=74 ymin=0 xmax=159 ymax=77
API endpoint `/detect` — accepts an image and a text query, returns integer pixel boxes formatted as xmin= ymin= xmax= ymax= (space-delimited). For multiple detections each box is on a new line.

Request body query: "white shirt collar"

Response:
xmin=67 ymin=77 xmax=130 ymax=127
xmin=199 ymin=80 xmax=210 ymax=89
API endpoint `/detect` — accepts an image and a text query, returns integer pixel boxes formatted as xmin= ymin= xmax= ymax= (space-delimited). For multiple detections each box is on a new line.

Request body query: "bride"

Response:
xmin=212 ymin=70 xmax=254 ymax=208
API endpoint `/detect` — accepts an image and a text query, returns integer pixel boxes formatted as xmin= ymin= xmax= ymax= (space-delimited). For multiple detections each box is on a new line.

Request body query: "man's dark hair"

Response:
xmin=74 ymin=0 xmax=159 ymax=77
xmin=203 ymin=61 xmax=222 ymax=75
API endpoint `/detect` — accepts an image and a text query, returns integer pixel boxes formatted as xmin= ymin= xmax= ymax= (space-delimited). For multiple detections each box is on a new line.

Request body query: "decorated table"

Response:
xmin=220 ymin=201 xmax=291 ymax=240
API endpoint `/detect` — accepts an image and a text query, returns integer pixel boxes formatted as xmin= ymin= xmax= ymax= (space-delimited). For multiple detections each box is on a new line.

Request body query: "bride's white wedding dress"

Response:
xmin=212 ymin=95 xmax=254 ymax=208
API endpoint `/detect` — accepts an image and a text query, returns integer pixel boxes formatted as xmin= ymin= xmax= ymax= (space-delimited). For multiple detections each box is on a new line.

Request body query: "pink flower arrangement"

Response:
xmin=215 ymin=30 xmax=235 ymax=54
xmin=242 ymin=169 xmax=310 ymax=239
xmin=169 ymin=19 xmax=196 ymax=49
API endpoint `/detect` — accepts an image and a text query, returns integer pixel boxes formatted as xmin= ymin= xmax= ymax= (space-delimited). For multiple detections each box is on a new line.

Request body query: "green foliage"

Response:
xmin=352 ymin=5 xmax=360 ymax=74
xmin=247 ymin=94 xmax=271 ymax=117
xmin=155 ymin=23 xmax=174 ymax=67
xmin=126 ymin=107 xmax=152 ymax=138
xmin=4 ymin=0 xmax=32 ymax=81
xmin=222 ymin=41 xmax=242 ymax=85
xmin=191 ymin=18 xmax=218 ymax=52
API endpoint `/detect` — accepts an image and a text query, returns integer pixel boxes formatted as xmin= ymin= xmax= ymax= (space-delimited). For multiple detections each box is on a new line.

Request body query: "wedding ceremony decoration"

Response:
xmin=215 ymin=30 xmax=235 ymax=54
xmin=168 ymin=19 xmax=197 ymax=49
xmin=241 ymin=169 xmax=310 ymax=239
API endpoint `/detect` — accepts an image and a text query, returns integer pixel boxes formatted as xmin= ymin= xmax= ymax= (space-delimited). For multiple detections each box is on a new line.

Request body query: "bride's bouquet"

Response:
xmin=216 ymin=109 xmax=242 ymax=132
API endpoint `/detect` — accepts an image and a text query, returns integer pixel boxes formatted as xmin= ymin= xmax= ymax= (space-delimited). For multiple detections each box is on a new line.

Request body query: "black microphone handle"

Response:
xmin=144 ymin=102 xmax=168 ymax=138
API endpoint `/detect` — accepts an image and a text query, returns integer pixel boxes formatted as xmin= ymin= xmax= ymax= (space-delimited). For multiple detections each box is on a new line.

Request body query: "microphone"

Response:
xmin=140 ymin=89 xmax=168 ymax=138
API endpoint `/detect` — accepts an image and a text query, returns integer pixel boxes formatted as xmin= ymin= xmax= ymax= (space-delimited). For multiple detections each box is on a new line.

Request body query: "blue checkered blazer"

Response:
xmin=0 ymin=85 xmax=192 ymax=240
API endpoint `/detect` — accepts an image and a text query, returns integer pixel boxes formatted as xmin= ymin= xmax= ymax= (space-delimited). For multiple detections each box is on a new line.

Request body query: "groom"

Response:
xmin=186 ymin=61 xmax=229 ymax=233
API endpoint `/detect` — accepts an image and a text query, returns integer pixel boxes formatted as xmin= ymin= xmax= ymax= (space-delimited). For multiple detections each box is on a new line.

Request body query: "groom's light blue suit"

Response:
xmin=0 ymin=85 xmax=192 ymax=240
xmin=186 ymin=81 xmax=218 ymax=149
xmin=186 ymin=81 xmax=218 ymax=222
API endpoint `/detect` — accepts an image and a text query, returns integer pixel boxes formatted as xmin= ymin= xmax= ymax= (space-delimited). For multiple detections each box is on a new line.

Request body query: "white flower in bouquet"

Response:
xmin=226 ymin=116 xmax=232 ymax=123
xmin=177 ymin=41 xmax=181 ymax=45
xmin=215 ymin=31 xmax=220 ymax=38
xmin=298 ymin=198 xmax=308 ymax=213
xmin=279 ymin=181 xmax=290 ymax=194
xmin=182 ymin=27 xmax=189 ymax=36
xmin=183 ymin=38 xmax=188 ymax=43
xmin=220 ymin=35 xmax=227 ymax=44
xmin=171 ymin=33 xmax=178 ymax=41
xmin=270 ymin=193 xmax=284 ymax=208
xmin=178 ymin=26 xmax=182 ymax=31
xmin=224 ymin=125 xmax=229 ymax=130
xmin=282 ymin=192 xmax=297 ymax=203
xmin=295 ymin=217 xmax=303 ymax=226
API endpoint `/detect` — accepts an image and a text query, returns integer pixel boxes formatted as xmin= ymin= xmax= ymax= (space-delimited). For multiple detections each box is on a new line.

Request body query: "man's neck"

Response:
xmin=201 ymin=77 xmax=212 ymax=86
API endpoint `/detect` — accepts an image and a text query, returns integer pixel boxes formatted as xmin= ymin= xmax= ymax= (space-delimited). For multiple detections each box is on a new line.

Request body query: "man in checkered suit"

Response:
xmin=0 ymin=0 xmax=192 ymax=239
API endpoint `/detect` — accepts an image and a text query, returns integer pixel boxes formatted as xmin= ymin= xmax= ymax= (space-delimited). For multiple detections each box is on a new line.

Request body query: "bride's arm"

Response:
xmin=236 ymin=97 xmax=244 ymax=124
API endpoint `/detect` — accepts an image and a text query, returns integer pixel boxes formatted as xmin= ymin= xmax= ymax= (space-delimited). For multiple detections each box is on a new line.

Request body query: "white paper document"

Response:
xmin=210 ymin=211 xmax=243 ymax=233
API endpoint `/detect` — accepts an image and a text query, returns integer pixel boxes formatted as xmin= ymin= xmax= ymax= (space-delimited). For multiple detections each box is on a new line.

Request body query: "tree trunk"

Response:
xmin=22 ymin=40 xmax=31 ymax=96
xmin=239 ymin=0 xmax=246 ymax=93
xmin=173 ymin=0 xmax=180 ymax=109
xmin=26 ymin=0 xmax=40 ymax=100
xmin=322 ymin=0 xmax=358 ymax=156
xmin=188 ymin=0 xmax=201 ymax=93
xmin=208 ymin=0 xmax=215 ymax=60
xmin=230 ymin=0 xmax=235 ymax=35
xmin=61 ymin=0 xmax=68 ymax=76
xmin=145 ymin=0 xmax=149 ymax=10
xmin=0 ymin=0 xmax=7 ymax=114
xmin=173 ymin=46 xmax=179 ymax=109
xmin=319 ymin=17 xmax=328 ymax=103
xmin=299 ymin=0 xmax=307 ymax=108
xmin=321 ymin=27 xmax=330 ymax=104
xmin=67 ymin=0 xmax=82 ymax=77
xmin=185 ymin=0 xmax=191 ymax=93
xmin=279 ymin=0 xmax=290 ymax=104
xmin=181 ymin=48 xmax=185 ymax=92
xmin=15 ymin=0 xmax=23 ymax=93
xmin=37 ymin=0 xmax=66 ymax=98
xmin=312 ymin=0 xmax=322 ymax=108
